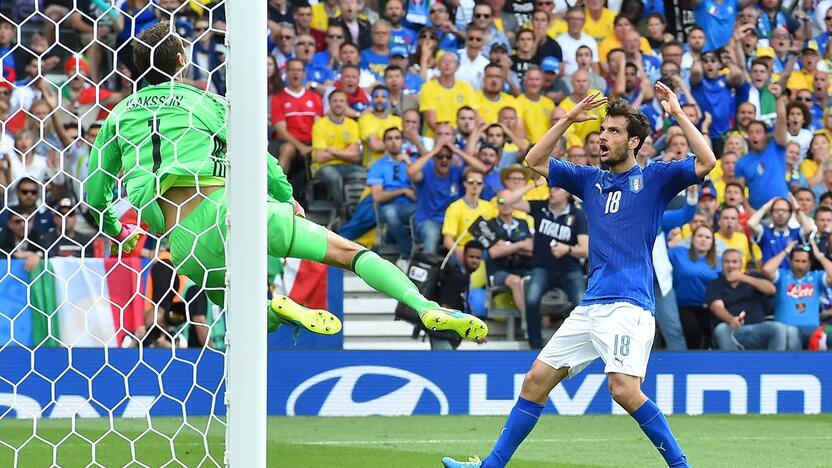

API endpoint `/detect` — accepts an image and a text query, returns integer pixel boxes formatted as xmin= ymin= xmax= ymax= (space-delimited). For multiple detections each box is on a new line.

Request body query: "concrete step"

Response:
xmin=343 ymin=274 xmax=373 ymax=293
xmin=343 ymin=297 xmax=398 ymax=315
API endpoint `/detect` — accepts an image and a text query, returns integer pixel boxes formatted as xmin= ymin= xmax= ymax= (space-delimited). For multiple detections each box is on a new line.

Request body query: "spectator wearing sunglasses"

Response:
xmin=0 ymin=210 xmax=49 ymax=272
xmin=748 ymin=196 xmax=814 ymax=269
xmin=763 ymin=239 xmax=832 ymax=349
xmin=407 ymin=134 xmax=465 ymax=254
xmin=0 ymin=178 xmax=53 ymax=234
xmin=442 ymin=169 xmax=493 ymax=262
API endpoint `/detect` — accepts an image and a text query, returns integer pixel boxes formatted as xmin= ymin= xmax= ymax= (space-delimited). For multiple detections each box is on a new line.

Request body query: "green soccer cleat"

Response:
xmin=268 ymin=295 xmax=342 ymax=335
xmin=420 ymin=306 xmax=488 ymax=342
xmin=442 ymin=455 xmax=482 ymax=467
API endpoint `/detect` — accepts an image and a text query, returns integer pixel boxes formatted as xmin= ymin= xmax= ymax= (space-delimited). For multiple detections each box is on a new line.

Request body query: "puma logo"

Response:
xmin=595 ymin=183 xmax=603 ymax=195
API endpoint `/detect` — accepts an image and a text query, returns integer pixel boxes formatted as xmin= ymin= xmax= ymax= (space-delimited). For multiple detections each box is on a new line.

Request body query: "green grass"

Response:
xmin=0 ymin=414 xmax=829 ymax=467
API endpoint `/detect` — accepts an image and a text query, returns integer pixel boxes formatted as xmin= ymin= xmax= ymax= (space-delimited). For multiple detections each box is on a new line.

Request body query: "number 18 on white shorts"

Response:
xmin=538 ymin=302 xmax=655 ymax=378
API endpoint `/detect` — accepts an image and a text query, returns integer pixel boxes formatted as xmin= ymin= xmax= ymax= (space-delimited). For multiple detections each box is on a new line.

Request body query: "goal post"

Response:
xmin=224 ymin=0 xmax=268 ymax=466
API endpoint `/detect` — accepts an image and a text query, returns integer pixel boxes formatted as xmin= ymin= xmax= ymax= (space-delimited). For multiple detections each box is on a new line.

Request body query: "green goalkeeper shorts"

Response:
xmin=168 ymin=188 xmax=329 ymax=306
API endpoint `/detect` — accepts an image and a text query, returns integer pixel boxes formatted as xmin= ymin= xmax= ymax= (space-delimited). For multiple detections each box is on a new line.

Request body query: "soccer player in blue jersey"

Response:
xmin=442 ymin=83 xmax=715 ymax=468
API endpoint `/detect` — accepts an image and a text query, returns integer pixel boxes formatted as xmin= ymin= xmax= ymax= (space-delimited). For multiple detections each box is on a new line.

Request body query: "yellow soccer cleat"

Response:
xmin=269 ymin=295 xmax=342 ymax=335
xmin=420 ymin=307 xmax=488 ymax=342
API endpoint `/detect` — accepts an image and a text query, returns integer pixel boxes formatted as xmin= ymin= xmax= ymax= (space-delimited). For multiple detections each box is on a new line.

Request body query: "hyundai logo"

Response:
xmin=286 ymin=366 xmax=449 ymax=416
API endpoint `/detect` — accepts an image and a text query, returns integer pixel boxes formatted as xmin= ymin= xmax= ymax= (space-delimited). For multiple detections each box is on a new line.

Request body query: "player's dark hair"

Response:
xmin=605 ymin=97 xmax=651 ymax=156
xmin=133 ymin=22 xmax=185 ymax=85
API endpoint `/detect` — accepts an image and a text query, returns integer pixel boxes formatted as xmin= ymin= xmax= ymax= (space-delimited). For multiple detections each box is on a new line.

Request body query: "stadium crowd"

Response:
xmin=1 ymin=0 xmax=832 ymax=350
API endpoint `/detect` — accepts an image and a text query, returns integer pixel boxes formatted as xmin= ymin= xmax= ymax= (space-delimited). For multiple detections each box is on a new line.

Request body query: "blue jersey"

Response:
xmin=548 ymin=157 xmax=701 ymax=312
xmin=774 ymin=269 xmax=825 ymax=328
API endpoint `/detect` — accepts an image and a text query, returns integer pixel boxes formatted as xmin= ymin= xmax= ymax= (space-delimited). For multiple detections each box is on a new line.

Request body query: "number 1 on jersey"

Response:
xmin=147 ymin=118 xmax=162 ymax=173
xmin=604 ymin=190 xmax=621 ymax=214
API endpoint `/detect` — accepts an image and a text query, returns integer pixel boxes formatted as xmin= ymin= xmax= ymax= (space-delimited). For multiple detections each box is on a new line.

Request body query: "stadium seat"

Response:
xmin=341 ymin=171 xmax=367 ymax=219
xmin=485 ymin=282 xmax=522 ymax=341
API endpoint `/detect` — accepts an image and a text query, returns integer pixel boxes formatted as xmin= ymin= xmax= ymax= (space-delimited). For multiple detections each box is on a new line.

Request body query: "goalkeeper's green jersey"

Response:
xmin=86 ymin=82 xmax=293 ymax=236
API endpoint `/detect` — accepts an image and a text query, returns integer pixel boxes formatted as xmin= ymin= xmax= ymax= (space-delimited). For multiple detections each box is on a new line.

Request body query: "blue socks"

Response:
xmin=632 ymin=399 xmax=689 ymax=467
xmin=482 ymin=397 xmax=544 ymax=468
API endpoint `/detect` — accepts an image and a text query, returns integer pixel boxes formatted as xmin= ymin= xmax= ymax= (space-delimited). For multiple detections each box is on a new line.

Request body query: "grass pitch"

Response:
xmin=0 ymin=414 xmax=828 ymax=467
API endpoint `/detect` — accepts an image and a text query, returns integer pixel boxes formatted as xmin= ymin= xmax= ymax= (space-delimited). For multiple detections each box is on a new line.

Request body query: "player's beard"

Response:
xmin=601 ymin=140 xmax=630 ymax=169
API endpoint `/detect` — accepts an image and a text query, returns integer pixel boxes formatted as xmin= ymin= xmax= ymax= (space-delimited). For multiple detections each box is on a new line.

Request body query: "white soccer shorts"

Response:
xmin=537 ymin=302 xmax=655 ymax=378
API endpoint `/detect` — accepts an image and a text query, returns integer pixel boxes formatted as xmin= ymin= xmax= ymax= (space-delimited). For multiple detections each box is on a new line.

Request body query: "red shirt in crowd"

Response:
xmin=269 ymin=87 xmax=323 ymax=144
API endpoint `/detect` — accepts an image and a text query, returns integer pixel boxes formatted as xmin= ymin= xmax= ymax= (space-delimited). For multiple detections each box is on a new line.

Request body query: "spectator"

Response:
xmin=294 ymin=33 xmax=333 ymax=90
xmin=747 ymin=196 xmax=813 ymax=268
xmin=517 ymin=67 xmax=555 ymax=145
xmin=694 ymin=0 xmax=739 ymax=51
xmin=369 ymin=127 xmax=416 ymax=265
xmin=384 ymin=64 xmax=419 ymax=116
xmin=310 ymin=89 xmax=363 ymax=213
xmin=715 ymin=205 xmax=754 ymax=269
xmin=418 ymin=51 xmax=476 ymax=137
xmin=437 ymin=240 xmax=486 ymax=322
xmin=456 ymin=25 xmax=490 ymax=91
xmin=508 ymin=184 xmax=588 ymax=349
xmin=558 ymin=69 xmax=605 ymax=148
xmin=811 ymin=206 xmax=832 ymax=270
xmin=582 ymin=0 xmax=615 ymax=41
xmin=358 ymin=85 xmax=403 ymax=167
xmin=388 ymin=48 xmax=424 ymax=94
xmin=42 ymin=198 xmax=94 ymax=258
xmin=311 ymin=0 xmax=340 ymax=33
xmin=489 ymin=123 xmax=525 ymax=170
xmin=401 ymin=108 xmax=434 ymax=158
xmin=612 ymin=60 xmax=654 ymax=107
xmin=476 ymin=63 xmax=516 ymax=125
xmin=332 ymin=0 xmax=371 ymax=49
xmin=189 ymin=16 xmax=226 ymax=95
xmin=429 ymin=3 xmax=462 ymax=52
xmin=598 ymin=15 xmax=653 ymax=68
xmin=809 ymin=72 xmax=829 ymax=130
xmin=511 ymin=29 xmax=538 ymax=84
xmin=530 ymin=10 xmax=564 ymax=66
xmin=411 ymin=28 xmax=439 ymax=83
xmin=442 ymin=169 xmax=493 ymax=262
xmin=0 ymin=177 xmax=53 ymax=232
xmin=710 ymin=152 xmax=741 ymax=205
xmin=361 ymin=20 xmax=392 ymax=80
xmin=0 ymin=211 xmax=48 ymax=272
xmin=802 ymin=134 xmax=829 ymax=189
xmin=484 ymin=189 xmax=534 ymax=314
xmin=270 ymin=59 xmax=323 ymax=177
xmin=563 ymin=45 xmax=606 ymax=96
xmin=293 ymin=2 xmax=327 ymax=50
xmin=333 ymin=49 xmax=374 ymax=102
xmin=763 ymin=240 xmax=832 ymax=350
xmin=407 ymin=134 xmax=464 ymax=254
xmin=476 ymin=144 xmax=502 ymax=200
xmin=645 ymin=13 xmax=674 ymax=52
xmin=669 ymin=225 xmax=722 ymax=349
xmin=385 ymin=0 xmax=417 ymax=50
xmin=735 ymin=117 xmax=789 ymax=210
xmin=143 ymin=257 xmax=211 ymax=349
xmin=272 ymin=23 xmax=295 ymax=70
xmin=812 ymin=159 xmax=832 ymax=200
xmin=681 ymin=26 xmax=706 ymax=75
xmin=707 ymin=249 xmax=786 ymax=350
xmin=783 ymin=100 xmax=813 ymax=158
xmin=312 ymin=24 xmax=346 ymax=72
xmin=455 ymin=106 xmax=479 ymax=150
xmin=470 ymin=2 xmax=510 ymax=57
xmin=691 ymin=50 xmax=744 ymax=143
xmin=556 ymin=7 xmax=598 ymax=75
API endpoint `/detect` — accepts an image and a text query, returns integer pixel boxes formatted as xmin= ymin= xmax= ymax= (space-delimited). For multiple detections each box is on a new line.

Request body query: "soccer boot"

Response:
xmin=420 ymin=304 xmax=488 ymax=342
xmin=268 ymin=295 xmax=342 ymax=335
xmin=442 ymin=456 xmax=482 ymax=467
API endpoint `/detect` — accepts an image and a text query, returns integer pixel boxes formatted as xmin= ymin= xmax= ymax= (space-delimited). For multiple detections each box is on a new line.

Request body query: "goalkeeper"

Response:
xmin=85 ymin=22 xmax=487 ymax=342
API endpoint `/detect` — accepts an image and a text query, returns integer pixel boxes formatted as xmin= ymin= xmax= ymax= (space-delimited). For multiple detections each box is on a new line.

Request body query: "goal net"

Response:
xmin=0 ymin=1 xmax=263 ymax=465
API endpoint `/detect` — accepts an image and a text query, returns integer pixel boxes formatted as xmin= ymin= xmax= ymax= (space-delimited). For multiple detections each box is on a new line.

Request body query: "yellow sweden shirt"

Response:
xmin=558 ymin=90 xmax=605 ymax=146
xmin=358 ymin=113 xmax=403 ymax=167
xmin=477 ymin=92 xmax=518 ymax=125
xmin=311 ymin=115 xmax=360 ymax=172
xmin=419 ymin=79 xmax=477 ymax=136
xmin=517 ymin=94 xmax=555 ymax=144
xmin=442 ymin=198 xmax=495 ymax=247
xmin=311 ymin=3 xmax=339 ymax=32
xmin=582 ymin=8 xmax=616 ymax=41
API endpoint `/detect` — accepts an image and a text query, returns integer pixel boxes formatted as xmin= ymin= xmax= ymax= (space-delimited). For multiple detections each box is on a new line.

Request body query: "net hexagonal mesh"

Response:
xmin=0 ymin=2 xmax=230 ymax=465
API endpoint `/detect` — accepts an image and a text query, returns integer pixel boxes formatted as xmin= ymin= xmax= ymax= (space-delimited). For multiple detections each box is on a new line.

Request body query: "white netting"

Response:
xmin=0 ymin=1 xmax=231 ymax=465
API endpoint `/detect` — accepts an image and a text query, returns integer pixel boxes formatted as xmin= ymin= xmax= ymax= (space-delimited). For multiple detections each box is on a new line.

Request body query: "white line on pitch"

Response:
xmin=285 ymin=435 xmax=832 ymax=446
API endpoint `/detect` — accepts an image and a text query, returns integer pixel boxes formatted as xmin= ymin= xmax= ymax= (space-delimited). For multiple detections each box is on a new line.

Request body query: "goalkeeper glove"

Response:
xmin=293 ymin=199 xmax=306 ymax=218
xmin=111 ymin=224 xmax=142 ymax=256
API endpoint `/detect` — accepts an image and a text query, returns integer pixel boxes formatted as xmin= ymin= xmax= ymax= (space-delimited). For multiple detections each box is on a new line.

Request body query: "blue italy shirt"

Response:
xmin=367 ymin=154 xmax=415 ymax=206
xmin=694 ymin=0 xmax=738 ymax=51
xmin=548 ymin=156 xmax=701 ymax=312
xmin=414 ymin=160 xmax=463 ymax=223
xmin=774 ymin=269 xmax=825 ymax=328
xmin=734 ymin=140 xmax=788 ymax=209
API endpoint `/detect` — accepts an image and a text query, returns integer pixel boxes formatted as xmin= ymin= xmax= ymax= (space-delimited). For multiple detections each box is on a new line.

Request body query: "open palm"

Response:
xmin=655 ymin=82 xmax=682 ymax=115
xmin=567 ymin=92 xmax=607 ymax=123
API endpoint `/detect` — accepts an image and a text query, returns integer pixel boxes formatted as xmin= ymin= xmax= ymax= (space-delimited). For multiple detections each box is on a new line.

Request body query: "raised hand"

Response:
xmin=655 ymin=81 xmax=683 ymax=116
xmin=564 ymin=92 xmax=607 ymax=123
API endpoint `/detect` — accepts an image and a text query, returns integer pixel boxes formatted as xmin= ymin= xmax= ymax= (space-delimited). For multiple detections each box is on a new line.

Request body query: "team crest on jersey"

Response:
xmin=629 ymin=174 xmax=644 ymax=193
